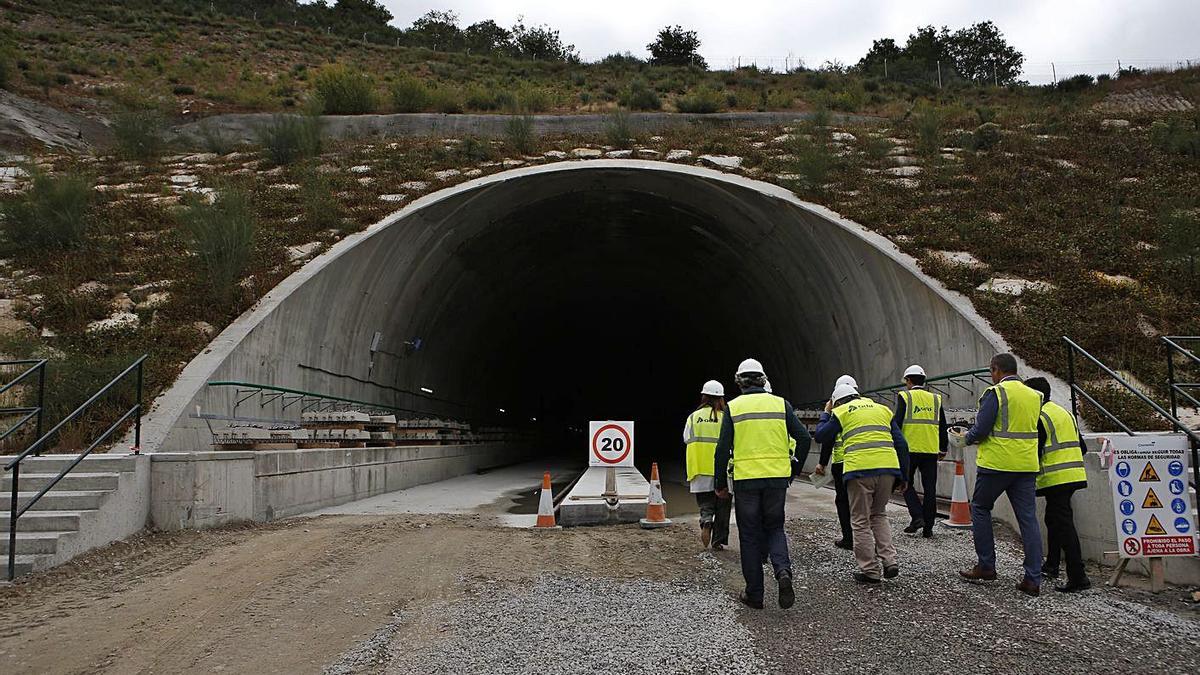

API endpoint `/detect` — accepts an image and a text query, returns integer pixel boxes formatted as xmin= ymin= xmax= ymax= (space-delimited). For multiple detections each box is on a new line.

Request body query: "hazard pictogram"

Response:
xmin=1146 ymin=514 xmax=1167 ymax=535
xmin=1123 ymin=537 xmax=1141 ymax=555
xmin=1142 ymin=487 xmax=1164 ymax=509
xmin=1139 ymin=462 xmax=1160 ymax=482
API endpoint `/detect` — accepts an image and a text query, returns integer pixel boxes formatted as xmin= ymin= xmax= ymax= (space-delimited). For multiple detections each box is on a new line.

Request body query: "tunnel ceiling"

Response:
xmin=144 ymin=161 xmax=1008 ymax=453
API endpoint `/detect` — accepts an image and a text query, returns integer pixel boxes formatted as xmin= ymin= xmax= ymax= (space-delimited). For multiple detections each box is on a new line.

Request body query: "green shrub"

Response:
xmin=181 ymin=188 xmax=257 ymax=304
xmin=257 ymin=113 xmax=322 ymax=165
xmin=599 ymin=110 xmax=635 ymax=148
xmin=675 ymin=86 xmax=723 ymax=114
xmin=300 ymin=169 xmax=343 ymax=231
xmin=765 ymin=90 xmax=794 ymax=110
xmin=464 ymin=85 xmax=500 ymax=111
xmin=1055 ymin=73 xmax=1094 ymax=93
xmin=620 ymin=80 xmax=661 ymax=111
xmin=196 ymin=117 xmax=233 ymax=154
xmin=971 ymin=122 xmax=1002 ymax=151
xmin=1149 ymin=117 xmax=1200 ymax=159
xmin=390 ymin=75 xmax=430 ymax=112
xmin=172 ymin=84 xmax=195 ymax=95
xmin=0 ymin=171 xmax=91 ymax=250
xmin=311 ymin=63 xmax=375 ymax=114
xmin=519 ymin=87 xmax=553 ymax=113
xmin=783 ymin=137 xmax=833 ymax=189
xmin=861 ymin=135 xmax=892 ymax=161
xmin=0 ymin=54 xmax=8 ymax=90
xmin=504 ymin=114 xmax=537 ymax=154
xmin=112 ymin=109 xmax=166 ymax=161
xmin=428 ymin=86 xmax=463 ymax=114
xmin=976 ymin=106 xmax=997 ymax=124
xmin=808 ymin=106 xmax=831 ymax=128
xmin=912 ymin=104 xmax=943 ymax=155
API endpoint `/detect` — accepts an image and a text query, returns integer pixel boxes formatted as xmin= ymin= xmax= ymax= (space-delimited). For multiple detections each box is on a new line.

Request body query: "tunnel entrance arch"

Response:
xmin=142 ymin=160 xmax=1010 ymax=455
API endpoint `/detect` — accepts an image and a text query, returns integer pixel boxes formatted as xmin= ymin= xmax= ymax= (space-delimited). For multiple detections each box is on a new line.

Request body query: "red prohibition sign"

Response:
xmin=1123 ymin=537 xmax=1141 ymax=556
xmin=592 ymin=424 xmax=632 ymax=464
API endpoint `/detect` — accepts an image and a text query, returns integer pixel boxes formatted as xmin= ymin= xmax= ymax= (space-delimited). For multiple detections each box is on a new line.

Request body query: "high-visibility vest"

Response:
xmin=728 ymin=392 xmax=792 ymax=480
xmin=977 ymin=379 xmax=1041 ymax=472
xmin=832 ymin=397 xmax=899 ymax=474
xmin=1036 ymin=400 xmax=1088 ymax=490
xmin=898 ymin=388 xmax=942 ymax=454
xmin=684 ymin=406 xmax=723 ymax=481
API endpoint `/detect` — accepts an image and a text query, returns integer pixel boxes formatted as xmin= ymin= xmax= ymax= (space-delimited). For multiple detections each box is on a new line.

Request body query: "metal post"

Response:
xmin=1051 ymin=62 xmax=1057 ymax=84
xmin=134 ymin=361 xmax=143 ymax=452
xmin=1067 ymin=343 xmax=1078 ymax=418
xmin=7 ymin=462 xmax=18 ymax=581
xmin=883 ymin=58 xmax=888 ymax=79
xmin=993 ymin=61 xmax=998 ymax=86
xmin=35 ymin=363 xmax=45 ymax=443
xmin=1166 ymin=346 xmax=1178 ymax=420
xmin=937 ymin=60 xmax=942 ymax=88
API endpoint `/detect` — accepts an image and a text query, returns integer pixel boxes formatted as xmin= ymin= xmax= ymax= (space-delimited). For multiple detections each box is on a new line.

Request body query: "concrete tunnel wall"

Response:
xmin=141 ymin=160 xmax=1020 ymax=454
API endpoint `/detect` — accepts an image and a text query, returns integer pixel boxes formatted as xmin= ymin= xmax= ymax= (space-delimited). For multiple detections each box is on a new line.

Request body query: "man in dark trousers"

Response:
xmin=715 ymin=358 xmax=811 ymax=610
xmin=894 ymin=364 xmax=949 ymax=538
xmin=812 ymin=374 xmax=857 ymax=550
xmin=1024 ymin=376 xmax=1092 ymax=592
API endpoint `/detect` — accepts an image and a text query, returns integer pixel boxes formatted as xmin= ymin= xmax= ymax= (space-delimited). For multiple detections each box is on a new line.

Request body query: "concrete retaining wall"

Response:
xmin=149 ymin=443 xmax=530 ymax=530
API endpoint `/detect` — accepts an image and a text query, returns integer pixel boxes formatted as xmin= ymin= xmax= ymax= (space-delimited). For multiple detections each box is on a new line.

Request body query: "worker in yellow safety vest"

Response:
xmin=683 ymin=379 xmax=732 ymax=550
xmin=714 ymin=358 xmax=811 ymax=610
xmin=956 ymin=353 xmax=1044 ymax=597
xmin=895 ymin=365 xmax=948 ymax=538
xmin=1024 ymin=376 xmax=1091 ymax=593
xmin=812 ymin=374 xmax=858 ymax=550
xmin=814 ymin=380 xmax=911 ymax=584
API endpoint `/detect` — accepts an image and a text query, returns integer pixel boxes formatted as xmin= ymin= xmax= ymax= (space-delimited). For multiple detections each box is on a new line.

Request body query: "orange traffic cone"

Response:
xmin=640 ymin=462 xmax=672 ymax=529
xmin=943 ymin=459 xmax=973 ymax=529
xmin=534 ymin=471 xmax=560 ymax=529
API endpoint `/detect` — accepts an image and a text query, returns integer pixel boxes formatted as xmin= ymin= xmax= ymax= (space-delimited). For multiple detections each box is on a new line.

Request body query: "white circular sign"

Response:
xmin=588 ymin=421 xmax=635 ymax=467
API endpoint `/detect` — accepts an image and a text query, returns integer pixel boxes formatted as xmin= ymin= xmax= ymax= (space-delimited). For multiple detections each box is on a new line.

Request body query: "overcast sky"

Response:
xmin=376 ymin=1 xmax=1200 ymax=83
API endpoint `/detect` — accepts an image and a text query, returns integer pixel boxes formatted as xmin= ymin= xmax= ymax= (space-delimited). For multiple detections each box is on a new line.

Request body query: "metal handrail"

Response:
xmin=4 ymin=355 xmax=146 ymax=580
xmin=1063 ymin=337 xmax=1200 ymax=498
xmin=1163 ymin=336 xmax=1200 ymax=419
xmin=797 ymin=367 xmax=991 ymax=409
xmin=0 ymin=360 xmax=47 ymax=446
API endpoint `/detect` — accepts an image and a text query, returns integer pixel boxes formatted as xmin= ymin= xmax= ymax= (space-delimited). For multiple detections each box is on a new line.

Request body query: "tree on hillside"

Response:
xmin=408 ymin=10 xmax=465 ymax=52
xmin=647 ymin=26 xmax=706 ymax=68
xmin=855 ymin=38 xmax=902 ymax=72
xmin=332 ymin=0 xmax=392 ymax=27
xmin=464 ymin=20 xmax=513 ymax=55
xmin=903 ymin=25 xmax=954 ymax=67
xmin=947 ymin=21 xmax=1024 ymax=85
xmin=511 ymin=20 xmax=578 ymax=61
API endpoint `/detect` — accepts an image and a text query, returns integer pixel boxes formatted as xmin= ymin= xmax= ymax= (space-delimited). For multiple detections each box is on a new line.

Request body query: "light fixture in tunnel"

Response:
xmin=420 ymin=386 xmax=434 ymax=394
xmin=498 ymin=408 xmax=507 ymax=413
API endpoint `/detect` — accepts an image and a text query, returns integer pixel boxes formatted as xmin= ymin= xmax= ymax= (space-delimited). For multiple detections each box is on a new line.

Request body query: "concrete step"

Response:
xmin=2 ymin=472 xmax=120 ymax=492
xmin=2 ymin=554 xmax=39 ymax=578
xmin=0 ymin=510 xmax=89 ymax=532
xmin=0 ymin=454 xmax=137 ymax=474
xmin=0 ymin=530 xmax=70 ymax=555
xmin=0 ymin=490 xmax=111 ymax=512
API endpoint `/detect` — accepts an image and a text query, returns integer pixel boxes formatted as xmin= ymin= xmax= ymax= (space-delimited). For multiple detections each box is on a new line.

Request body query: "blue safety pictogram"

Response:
xmin=1170 ymin=479 xmax=1186 ymax=495
xmin=1168 ymin=460 xmax=1184 ymax=477
xmin=1173 ymin=498 xmax=1188 ymax=514
xmin=1121 ymin=519 xmax=1138 ymax=535
xmin=1115 ymin=461 xmax=1131 ymax=478
xmin=1120 ymin=499 xmax=1136 ymax=516
xmin=1175 ymin=517 xmax=1192 ymax=534
xmin=1117 ymin=481 xmax=1133 ymax=497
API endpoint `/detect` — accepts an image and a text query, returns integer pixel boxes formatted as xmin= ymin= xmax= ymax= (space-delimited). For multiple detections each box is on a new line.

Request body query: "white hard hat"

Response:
xmin=835 ymin=374 xmax=857 ymax=389
xmin=831 ymin=382 xmax=859 ymax=402
xmin=763 ymin=378 xmax=773 ymax=393
xmin=736 ymin=358 xmax=765 ymax=376
xmin=700 ymin=380 xmax=725 ymax=397
xmin=903 ymin=364 xmax=926 ymax=378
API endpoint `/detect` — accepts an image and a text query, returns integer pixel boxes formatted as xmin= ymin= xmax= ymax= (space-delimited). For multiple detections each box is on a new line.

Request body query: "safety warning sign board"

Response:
xmin=1106 ymin=434 xmax=1197 ymax=558
xmin=589 ymin=421 xmax=635 ymax=467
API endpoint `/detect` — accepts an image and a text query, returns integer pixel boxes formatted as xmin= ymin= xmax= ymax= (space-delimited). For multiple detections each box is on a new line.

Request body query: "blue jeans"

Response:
xmin=734 ymin=485 xmax=790 ymax=600
xmin=971 ymin=470 xmax=1043 ymax=584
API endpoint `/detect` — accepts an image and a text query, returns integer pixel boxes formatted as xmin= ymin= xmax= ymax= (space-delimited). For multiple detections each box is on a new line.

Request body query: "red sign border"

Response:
xmin=591 ymin=423 xmax=632 ymax=465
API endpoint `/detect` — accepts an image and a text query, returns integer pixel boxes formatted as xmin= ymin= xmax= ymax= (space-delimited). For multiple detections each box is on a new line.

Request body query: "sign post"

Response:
xmin=590 ymin=421 xmax=635 ymax=513
xmin=1104 ymin=434 xmax=1197 ymax=592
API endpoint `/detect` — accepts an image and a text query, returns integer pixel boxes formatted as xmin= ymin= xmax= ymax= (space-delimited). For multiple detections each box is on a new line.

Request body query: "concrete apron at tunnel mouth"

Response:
xmin=140 ymin=159 xmax=1072 ymax=463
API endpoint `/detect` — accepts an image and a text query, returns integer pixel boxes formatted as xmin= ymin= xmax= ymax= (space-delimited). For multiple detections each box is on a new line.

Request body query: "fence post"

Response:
xmin=884 ymin=57 xmax=888 ymax=79
xmin=134 ymin=360 xmax=143 ymax=452
xmin=993 ymin=61 xmax=998 ymax=86
xmin=937 ymin=60 xmax=942 ymax=88
xmin=1051 ymin=62 xmax=1057 ymax=84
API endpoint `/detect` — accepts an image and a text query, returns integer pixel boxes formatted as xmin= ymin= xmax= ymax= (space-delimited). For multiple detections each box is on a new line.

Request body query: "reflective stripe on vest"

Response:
xmin=832 ymin=397 xmax=899 ymax=475
xmin=1036 ymin=401 xmax=1088 ymax=490
xmin=899 ymin=388 xmax=942 ymax=454
xmin=684 ymin=407 xmax=723 ymax=482
xmin=977 ymin=379 xmax=1041 ymax=472
xmin=728 ymin=392 xmax=792 ymax=480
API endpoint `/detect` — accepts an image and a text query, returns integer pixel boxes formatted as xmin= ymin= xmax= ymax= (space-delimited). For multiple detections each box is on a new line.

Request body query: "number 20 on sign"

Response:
xmin=589 ymin=421 xmax=635 ymax=467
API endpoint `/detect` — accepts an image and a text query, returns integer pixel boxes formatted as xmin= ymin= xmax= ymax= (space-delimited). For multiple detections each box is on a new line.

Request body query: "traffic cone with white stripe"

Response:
xmin=534 ymin=471 xmax=561 ymax=529
xmin=640 ymin=462 xmax=672 ymax=529
xmin=943 ymin=459 xmax=973 ymax=529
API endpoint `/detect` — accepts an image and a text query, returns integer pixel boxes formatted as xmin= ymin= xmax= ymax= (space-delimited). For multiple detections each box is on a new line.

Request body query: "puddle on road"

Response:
xmin=504 ymin=478 xmax=574 ymax=514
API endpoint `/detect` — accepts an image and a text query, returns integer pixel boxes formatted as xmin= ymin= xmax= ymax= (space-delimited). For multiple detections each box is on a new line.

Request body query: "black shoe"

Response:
xmin=922 ymin=529 xmax=933 ymax=539
xmin=777 ymin=570 xmax=795 ymax=609
xmin=853 ymin=572 xmax=882 ymax=585
xmin=834 ymin=538 xmax=853 ymax=550
xmin=1042 ymin=567 xmax=1060 ymax=580
xmin=903 ymin=520 xmax=923 ymax=535
xmin=1055 ymin=578 xmax=1092 ymax=593
xmin=883 ymin=565 xmax=900 ymax=579
xmin=738 ymin=592 xmax=764 ymax=609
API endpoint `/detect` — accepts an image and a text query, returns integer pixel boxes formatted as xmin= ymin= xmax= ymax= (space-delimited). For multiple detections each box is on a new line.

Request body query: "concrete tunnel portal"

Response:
xmin=143 ymin=160 xmax=1007 ymax=462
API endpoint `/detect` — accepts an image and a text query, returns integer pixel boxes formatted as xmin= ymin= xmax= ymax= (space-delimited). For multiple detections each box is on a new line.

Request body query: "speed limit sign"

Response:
xmin=589 ymin=421 xmax=635 ymax=467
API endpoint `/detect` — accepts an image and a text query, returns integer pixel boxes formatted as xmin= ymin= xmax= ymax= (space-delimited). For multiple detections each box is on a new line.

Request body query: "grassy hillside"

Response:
xmin=1 ymin=2 xmax=1199 ymax=447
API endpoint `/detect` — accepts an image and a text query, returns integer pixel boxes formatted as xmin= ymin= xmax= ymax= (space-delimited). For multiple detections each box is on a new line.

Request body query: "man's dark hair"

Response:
xmin=1024 ymin=376 xmax=1051 ymax=401
xmin=906 ymin=374 xmax=927 ymax=386
xmin=736 ymin=373 xmax=767 ymax=390
xmin=990 ymin=352 xmax=1019 ymax=375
